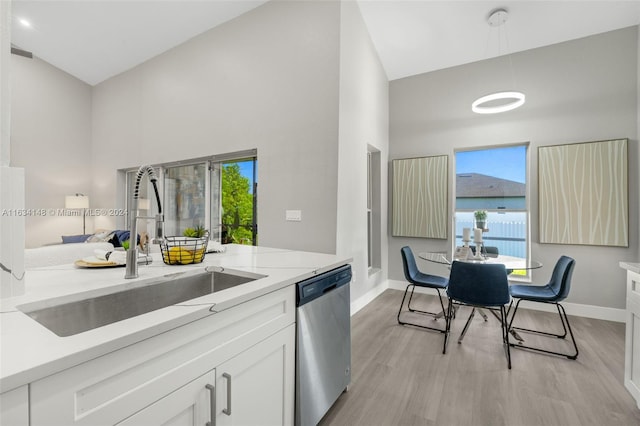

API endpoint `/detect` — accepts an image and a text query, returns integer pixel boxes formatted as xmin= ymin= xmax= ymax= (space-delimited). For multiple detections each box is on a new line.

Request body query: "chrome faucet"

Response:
xmin=125 ymin=165 xmax=164 ymax=279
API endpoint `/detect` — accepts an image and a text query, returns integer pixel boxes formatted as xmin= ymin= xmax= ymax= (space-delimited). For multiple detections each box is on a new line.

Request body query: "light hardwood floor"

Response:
xmin=320 ymin=289 xmax=640 ymax=426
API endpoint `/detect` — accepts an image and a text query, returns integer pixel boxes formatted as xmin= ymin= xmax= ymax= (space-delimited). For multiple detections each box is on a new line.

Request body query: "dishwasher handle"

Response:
xmin=323 ymin=283 xmax=337 ymax=294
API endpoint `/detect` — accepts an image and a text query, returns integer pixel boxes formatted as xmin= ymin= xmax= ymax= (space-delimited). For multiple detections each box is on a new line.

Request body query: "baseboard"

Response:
xmin=350 ymin=281 xmax=389 ymax=316
xmin=387 ymin=279 xmax=625 ymax=323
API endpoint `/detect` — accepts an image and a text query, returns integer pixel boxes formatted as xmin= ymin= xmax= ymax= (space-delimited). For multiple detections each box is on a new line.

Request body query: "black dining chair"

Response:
xmin=397 ymin=246 xmax=449 ymax=334
xmin=507 ymin=255 xmax=578 ymax=359
xmin=444 ymin=261 xmax=512 ymax=368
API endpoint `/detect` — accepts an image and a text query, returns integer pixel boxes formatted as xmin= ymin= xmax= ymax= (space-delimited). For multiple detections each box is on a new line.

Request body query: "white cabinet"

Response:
xmin=117 ymin=371 xmax=215 ymax=426
xmin=625 ymin=268 xmax=640 ymax=409
xmin=0 ymin=385 xmax=29 ymax=426
xmin=116 ymin=324 xmax=295 ymax=426
xmin=216 ymin=325 xmax=295 ymax=426
xmin=30 ymin=286 xmax=295 ymax=426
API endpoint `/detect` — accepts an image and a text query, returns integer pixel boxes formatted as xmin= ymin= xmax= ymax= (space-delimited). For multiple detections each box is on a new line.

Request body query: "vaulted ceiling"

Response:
xmin=11 ymin=0 xmax=640 ymax=86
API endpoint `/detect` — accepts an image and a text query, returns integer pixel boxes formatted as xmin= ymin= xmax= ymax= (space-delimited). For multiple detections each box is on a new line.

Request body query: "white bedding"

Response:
xmin=24 ymin=242 xmax=115 ymax=269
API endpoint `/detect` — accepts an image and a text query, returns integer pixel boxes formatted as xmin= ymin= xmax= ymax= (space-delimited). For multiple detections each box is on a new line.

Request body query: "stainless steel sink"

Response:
xmin=18 ymin=269 xmax=266 ymax=337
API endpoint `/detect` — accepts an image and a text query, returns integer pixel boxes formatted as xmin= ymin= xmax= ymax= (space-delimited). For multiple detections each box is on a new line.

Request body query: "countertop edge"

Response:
xmin=620 ymin=262 xmax=640 ymax=274
xmin=0 ymin=277 xmax=291 ymax=393
xmin=1 ymin=246 xmax=352 ymax=393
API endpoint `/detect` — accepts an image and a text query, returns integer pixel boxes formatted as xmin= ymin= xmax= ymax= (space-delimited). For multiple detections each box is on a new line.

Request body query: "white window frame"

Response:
xmin=453 ymin=143 xmax=531 ymax=281
xmin=119 ymin=149 xmax=257 ymax=244
xmin=367 ymin=145 xmax=382 ymax=275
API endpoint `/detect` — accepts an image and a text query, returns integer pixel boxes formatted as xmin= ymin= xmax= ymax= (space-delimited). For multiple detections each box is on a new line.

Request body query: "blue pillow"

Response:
xmin=61 ymin=234 xmax=92 ymax=244
xmin=108 ymin=230 xmax=140 ymax=248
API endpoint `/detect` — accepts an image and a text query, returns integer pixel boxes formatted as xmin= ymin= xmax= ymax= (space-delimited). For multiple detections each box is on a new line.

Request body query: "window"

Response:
xmin=454 ymin=144 xmax=529 ymax=276
xmin=218 ymin=158 xmax=257 ymax=245
xmin=123 ymin=150 xmax=257 ymax=245
xmin=367 ymin=146 xmax=382 ymax=273
xmin=367 ymin=151 xmax=373 ymax=268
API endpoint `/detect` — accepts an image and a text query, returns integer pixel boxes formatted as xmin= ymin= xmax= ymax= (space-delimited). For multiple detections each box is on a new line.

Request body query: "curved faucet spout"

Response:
xmin=125 ymin=165 xmax=163 ymax=279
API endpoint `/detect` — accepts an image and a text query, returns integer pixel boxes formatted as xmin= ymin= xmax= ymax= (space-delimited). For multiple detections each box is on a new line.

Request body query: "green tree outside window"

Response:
xmin=221 ymin=163 xmax=255 ymax=245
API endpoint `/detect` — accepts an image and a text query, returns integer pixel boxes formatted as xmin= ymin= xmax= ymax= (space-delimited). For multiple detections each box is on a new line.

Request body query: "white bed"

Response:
xmin=24 ymin=242 xmax=115 ymax=269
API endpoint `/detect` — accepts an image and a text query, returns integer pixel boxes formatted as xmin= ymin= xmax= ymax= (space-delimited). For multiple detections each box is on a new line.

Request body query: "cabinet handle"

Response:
xmin=205 ymin=384 xmax=216 ymax=426
xmin=223 ymin=372 xmax=232 ymax=415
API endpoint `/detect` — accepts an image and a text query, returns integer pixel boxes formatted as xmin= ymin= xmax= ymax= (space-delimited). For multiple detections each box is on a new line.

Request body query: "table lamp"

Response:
xmin=65 ymin=193 xmax=89 ymax=234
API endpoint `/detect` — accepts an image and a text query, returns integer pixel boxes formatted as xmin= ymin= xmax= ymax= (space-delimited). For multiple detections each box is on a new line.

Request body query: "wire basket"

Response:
xmin=160 ymin=232 xmax=209 ymax=265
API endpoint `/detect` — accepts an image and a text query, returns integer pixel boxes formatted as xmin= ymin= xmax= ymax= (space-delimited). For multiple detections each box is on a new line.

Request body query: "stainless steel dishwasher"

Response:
xmin=296 ymin=264 xmax=352 ymax=426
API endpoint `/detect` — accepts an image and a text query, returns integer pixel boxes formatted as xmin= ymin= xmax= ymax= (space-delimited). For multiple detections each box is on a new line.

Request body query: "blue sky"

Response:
xmin=455 ymin=145 xmax=526 ymax=183
xmin=238 ymin=161 xmax=254 ymax=181
xmin=234 ymin=160 xmax=255 ymax=194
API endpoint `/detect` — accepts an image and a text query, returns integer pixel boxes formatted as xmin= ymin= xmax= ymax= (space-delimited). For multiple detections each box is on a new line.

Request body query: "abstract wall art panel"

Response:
xmin=538 ymin=138 xmax=628 ymax=247
xmin=392 ymin=155 xmax=448 ymax=239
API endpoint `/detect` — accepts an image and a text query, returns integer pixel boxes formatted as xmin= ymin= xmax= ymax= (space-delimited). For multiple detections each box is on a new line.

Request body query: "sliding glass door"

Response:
xmin=123 ymin=151 xmax=257 ymax=245
xmin=163 ymin=163 xmax=208 ymax=238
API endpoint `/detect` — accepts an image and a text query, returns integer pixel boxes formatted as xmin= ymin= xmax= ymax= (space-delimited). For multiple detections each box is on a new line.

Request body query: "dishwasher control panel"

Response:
xmin=296 ymin=264 xmax=351 ymax=306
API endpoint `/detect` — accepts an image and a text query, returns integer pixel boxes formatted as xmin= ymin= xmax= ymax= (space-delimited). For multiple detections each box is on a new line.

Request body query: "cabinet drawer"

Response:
xmin=31 ymin=285 xmax=295 ymax=426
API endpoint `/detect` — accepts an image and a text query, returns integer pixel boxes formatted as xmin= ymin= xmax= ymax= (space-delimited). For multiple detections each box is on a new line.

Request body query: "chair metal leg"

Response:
xmin=509 ymin=328 xmax=525 ymax=342
xmin=458 ymin=308 xmax=476 ymax=344
xmin=501 ymin=305 xmax=512 ymax=369
xmin=397 ymin=285 xmax=446 ymax=334
xmin=443 ymin=298 xmax=454 ymax=354
xmin=477 ymin=308 xmax=489 ymax=321
xmin=445 ymin=301 xmax=512 ymax=369
xmin=408 ymin=286 xmax=445 ymax=319
xmin=506 ymin=301 xmax=525 ymax=342
xmin=508 ymin=299 xmax=579 ymax=360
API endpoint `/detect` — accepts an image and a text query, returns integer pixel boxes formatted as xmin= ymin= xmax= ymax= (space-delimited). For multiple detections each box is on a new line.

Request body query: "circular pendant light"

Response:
xmin=472 ymin=91 xmax=525 ymax=114
xmin=472 ymin=8 xmax=525 ymax=114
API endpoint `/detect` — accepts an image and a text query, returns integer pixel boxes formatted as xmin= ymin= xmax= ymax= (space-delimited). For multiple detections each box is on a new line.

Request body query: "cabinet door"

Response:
xmin=216 ymin=324 xmax=295 ymax=426
xmin=117 ymin=371 xmax=216 ymax=426
xmin=0 ymin=386 xmax=29 ymax=426
xmin=626 ymin=271 xmax=640 ymax=409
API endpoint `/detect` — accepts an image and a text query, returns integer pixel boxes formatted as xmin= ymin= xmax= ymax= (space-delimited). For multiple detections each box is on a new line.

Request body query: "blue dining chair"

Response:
xmin=398 ymin=246 xmax=449 ymax=334
xmin=507 ymin=255 xmax=578 ymax=359
xmin=444 ymin=261 xmax=512 ymax=368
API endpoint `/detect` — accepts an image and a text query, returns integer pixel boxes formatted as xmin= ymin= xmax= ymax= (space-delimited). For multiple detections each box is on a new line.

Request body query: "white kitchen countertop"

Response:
xmin=620 ymin=262 xmax=640 ymax=274
xmin=0 ymin=244 xmax=351 ymax=393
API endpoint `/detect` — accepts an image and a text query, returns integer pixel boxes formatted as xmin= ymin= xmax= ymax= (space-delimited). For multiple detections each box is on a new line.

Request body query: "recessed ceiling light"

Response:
xmin=18 ymin=18 xmax=32 ymax=28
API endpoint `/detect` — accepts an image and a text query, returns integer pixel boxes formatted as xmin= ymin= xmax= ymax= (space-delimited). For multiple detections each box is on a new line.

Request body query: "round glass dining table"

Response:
xmin=419 ymin=252 xmax=543 ymax=271
xmin=420 ymin=251 xmax=542 ymax=344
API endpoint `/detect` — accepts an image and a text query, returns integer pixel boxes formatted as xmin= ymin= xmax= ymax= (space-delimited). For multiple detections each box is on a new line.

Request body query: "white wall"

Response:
xmin=90 ymin=0 xmax=341 ymax=254
xmin=10 ymin=0 xmax=368 ymax=261
xmin=389 ymin=26 xmax=639 ymax=310
xmin=11 ymin=56 xmax=92 ymax=247
xmin=0 ymin=0 xmax=9 ymax=167
xmin=337 ymin=1 xmax=389 ymax=306
xmin=1 ymin=0 xmax=26 ymax=297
